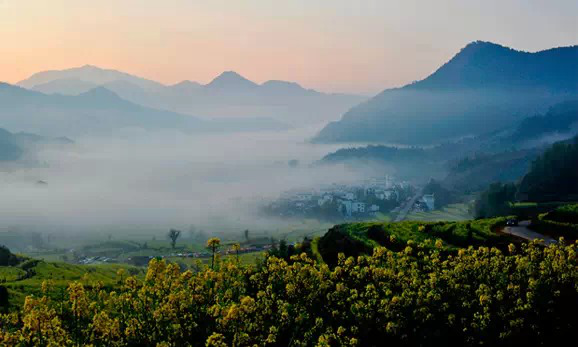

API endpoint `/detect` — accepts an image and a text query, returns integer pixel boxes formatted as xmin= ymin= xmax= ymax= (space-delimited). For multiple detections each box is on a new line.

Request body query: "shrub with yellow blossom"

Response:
xmin=0 ymin=239 xmax=576 ymax=346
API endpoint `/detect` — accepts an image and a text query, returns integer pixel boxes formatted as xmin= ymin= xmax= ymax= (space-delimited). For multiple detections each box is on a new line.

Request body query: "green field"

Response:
xmin=316 ymin=217 xmax=516 ymax=265
xmin=406 ymin=202 xmax=472 ymax=221
xmin=0 ymin=259 xmax=143 ymax=308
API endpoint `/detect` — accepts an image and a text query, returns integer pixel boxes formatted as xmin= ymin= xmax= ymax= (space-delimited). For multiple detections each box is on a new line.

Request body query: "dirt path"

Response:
xmin=394 ymin=188 xmax=423 ymax=222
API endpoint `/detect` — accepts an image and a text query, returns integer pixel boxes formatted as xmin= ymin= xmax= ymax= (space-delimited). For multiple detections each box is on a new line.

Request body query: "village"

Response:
xmin=263 ymin=176 xmax=418 ymax=221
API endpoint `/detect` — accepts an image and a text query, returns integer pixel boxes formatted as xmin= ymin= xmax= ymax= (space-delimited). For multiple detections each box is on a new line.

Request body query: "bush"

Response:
xmin=543 ymin=204 xmax=578 ymax=224
xmin=2 ymin=240 xmax=576 ymax=346
xmin=0 ymin=246 xmax=19 ymax=266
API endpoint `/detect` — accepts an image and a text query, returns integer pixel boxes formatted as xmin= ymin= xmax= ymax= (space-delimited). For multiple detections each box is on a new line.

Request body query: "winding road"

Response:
xmin=501 ymin=220 xmax=557 ymax=245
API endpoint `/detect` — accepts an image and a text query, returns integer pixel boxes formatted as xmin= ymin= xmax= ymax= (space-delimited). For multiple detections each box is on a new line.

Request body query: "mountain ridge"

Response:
xmin=17 ymin=66 xmax=366 ymax=125
xmin=313 ymin=41 xmax=578 ymax=144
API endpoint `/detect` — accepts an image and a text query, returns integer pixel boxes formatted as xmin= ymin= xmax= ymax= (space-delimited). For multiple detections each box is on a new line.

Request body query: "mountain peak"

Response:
xmin=410 ymin=41 xmax=540 ymax=90
xmin=206 ymin=71 xmax=258 ymax=90
xmin=79 ymin=64 xmax=102 ymax=70
xmin=456 ymin=40 xmax=518 ymax=59
xmin=171 ymin=80 xmax=202 ymax=88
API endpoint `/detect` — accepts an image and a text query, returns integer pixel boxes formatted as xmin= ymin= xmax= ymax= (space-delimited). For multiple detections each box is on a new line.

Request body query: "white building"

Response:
xmin=375 ymin=189 xmax=397 ymax=201
xmin=352 ymin=201 xmax=366 ymax=213
xmin=343 ymin=192 xmax=356 ymax=200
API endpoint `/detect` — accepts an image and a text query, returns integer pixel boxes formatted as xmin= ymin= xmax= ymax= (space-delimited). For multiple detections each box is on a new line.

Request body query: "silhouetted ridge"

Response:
xmin=206 ymin=71 xmax=258 ymax=90
xmin=314 ymin=41 xmax=578 ymax=145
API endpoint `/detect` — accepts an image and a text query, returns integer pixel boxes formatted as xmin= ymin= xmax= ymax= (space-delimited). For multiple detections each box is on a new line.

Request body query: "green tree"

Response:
xmin=167 ymin=229 xmax=181 ymax=249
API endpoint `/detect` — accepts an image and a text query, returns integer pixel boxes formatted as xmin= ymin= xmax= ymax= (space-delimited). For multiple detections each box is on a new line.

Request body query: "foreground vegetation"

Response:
xmin=0 ymin=258 xmax=143 ymax=308
xmin=0 ymin=238 xmax=576 ymax=346
xmin=316 ymin=218 xmax=514 ymax=266
xmin=531 ymin=203 xmax=578 ymax=241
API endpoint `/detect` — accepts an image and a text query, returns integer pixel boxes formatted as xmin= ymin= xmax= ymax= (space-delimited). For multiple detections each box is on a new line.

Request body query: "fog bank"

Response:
xmin=0 ymin=127 xmax=364 ymax=235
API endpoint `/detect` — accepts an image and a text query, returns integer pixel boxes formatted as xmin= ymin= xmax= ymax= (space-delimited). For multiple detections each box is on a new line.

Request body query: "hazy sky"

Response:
xmin=0 ymin=0 xmax=576 ymax=94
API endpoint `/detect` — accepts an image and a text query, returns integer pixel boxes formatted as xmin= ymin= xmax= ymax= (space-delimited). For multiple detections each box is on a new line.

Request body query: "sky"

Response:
xmin=0 ymin=0 xmax=576 ymax=94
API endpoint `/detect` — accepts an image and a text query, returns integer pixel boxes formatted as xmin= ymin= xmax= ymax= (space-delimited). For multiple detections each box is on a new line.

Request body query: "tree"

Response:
xmin=206 ymin=238 xmax=221 ymax=269
xmin=474 ymin=183 xmax=517 ymax=218
xmin=518 ymin=136 xmax=578 ymax=201
xmin=232 ymin=243 xmax=241 ymax=262
xmin=0 ymin=245 xmax=18 ymax=266
xmin=168 ymin=229 xmax=181 ymax=249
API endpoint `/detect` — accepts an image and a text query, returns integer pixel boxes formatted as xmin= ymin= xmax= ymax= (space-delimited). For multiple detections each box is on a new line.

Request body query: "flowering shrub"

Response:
xmin=1 ymin=239 xmax=576 ymax=346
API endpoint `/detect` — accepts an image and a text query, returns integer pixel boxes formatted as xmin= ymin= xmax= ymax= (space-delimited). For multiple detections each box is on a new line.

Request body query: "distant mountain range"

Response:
xmin=313 ymin=41 xmax=578 ymax=145
xmin=0 ymin=82 xmax=291 ymax=137
xmin=17 ymin=66 xmax=366 ymax=126
xmin=0 ymin=83 xmax=205 ymax=136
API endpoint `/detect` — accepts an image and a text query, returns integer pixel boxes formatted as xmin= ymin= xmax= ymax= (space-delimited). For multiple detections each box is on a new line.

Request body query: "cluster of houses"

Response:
xmin=77 ymin=256 xmax=116 ymax=265
xmin=267 ymin=177 xmax=411 ymax=219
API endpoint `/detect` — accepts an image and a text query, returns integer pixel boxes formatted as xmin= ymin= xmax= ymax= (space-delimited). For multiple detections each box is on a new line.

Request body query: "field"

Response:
xmin=0 ymin=259 xmax=143 ymax=307
xmin=406 ymin=202 xmax=472 ymax=221
xmin=316 ymin=217 xmax=516 ymax=265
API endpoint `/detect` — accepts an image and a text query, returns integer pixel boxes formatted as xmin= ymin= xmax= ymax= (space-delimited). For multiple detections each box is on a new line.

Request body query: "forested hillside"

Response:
xmin=314 ymin=42 xmax=578 ymax=144
xmin=517 ymin=136 xmax=578 ymax=201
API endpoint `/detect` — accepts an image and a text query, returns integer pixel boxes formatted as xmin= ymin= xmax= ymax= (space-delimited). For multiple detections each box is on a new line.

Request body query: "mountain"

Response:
xmin=517 ymin=135 xmax=578 ymax=202
xmin=0 ymin=126 xmax=72 ymax=162
xmin=318 ymin=100 xmax=578 ymax=187
xmin=313 ymin=41 xmax=578 ymax=144
xmin=168 ymin=80 xmax=203 ymax=93
xmin=0 ymin=83 xmax=205 ymax=137
xmin=503 ymin=100 xmax=578 ymax=146
xmin=18 ymin=66 xmax=366 ymax=126
xmin=30 ymin=78 xmax=98 ymax=95
xmin=19 ymin=64 xmax=164 ymax=91
xmin=205 ymin=71 xmax=259 ymax=91
xmin=0 ymin=128 xmax=24 ymax=161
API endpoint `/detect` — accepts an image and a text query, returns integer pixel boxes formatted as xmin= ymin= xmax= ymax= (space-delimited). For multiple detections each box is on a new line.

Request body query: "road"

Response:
xmin=394 ymin=188 xmax=423 ymax=222
xmin=501 ymin=220 xmax=557 ymax=245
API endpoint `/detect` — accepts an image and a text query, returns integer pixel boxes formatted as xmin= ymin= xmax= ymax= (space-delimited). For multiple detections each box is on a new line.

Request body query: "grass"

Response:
xmin=510 ymin=201 xmax=574 ymax=219
xmin=165 ymin=251 xmax=265 ymax=268
xmin=373 ymin=213 xmax=393 ymax=222
xmin=310 ymin=237 xmax=325 ymax=263
xmin=531 ymin=204 xmax=578 ymax=241
xmin=0 ymin=266 xmax=26 ymax=282
xmin=317 ymin=217 xmax=516 ymax=265
xmin=0 ymin=260 xmax=143 ymax=308
xmin=406 ymin=203 xmax=472 ymax=222
xmin=541 ymin=204 xmax=578 ymax=224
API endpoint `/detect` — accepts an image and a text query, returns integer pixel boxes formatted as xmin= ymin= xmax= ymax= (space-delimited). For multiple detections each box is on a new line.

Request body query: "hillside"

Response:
xmin=0 ymin=127 xmax=72 ymax=162
xmin=18 ymin=66 xmax=366 ymax=126
xmin=0 ymin=257 xmax=143 ymax=308
xmin=0 ymin=128 xmax=23 ymax=161
xmin=0 ymin=83 xmax=208 ymax=136
xmin=443 ymin=149 xmax=539 ymax=193
xmin=517 ymin=135 xmax=578 ymax=201
xmin=318 ymin=100 xmax=578 ymax=185
xmin=316 ymin=218 xmax=515 ymax=266
xmin=314 ymin=41 xmax=578 ymax=144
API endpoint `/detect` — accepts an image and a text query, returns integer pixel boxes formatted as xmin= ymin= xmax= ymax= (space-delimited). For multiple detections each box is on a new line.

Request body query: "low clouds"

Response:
xmin=0 ymin=127 xmax=361 ymax=234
